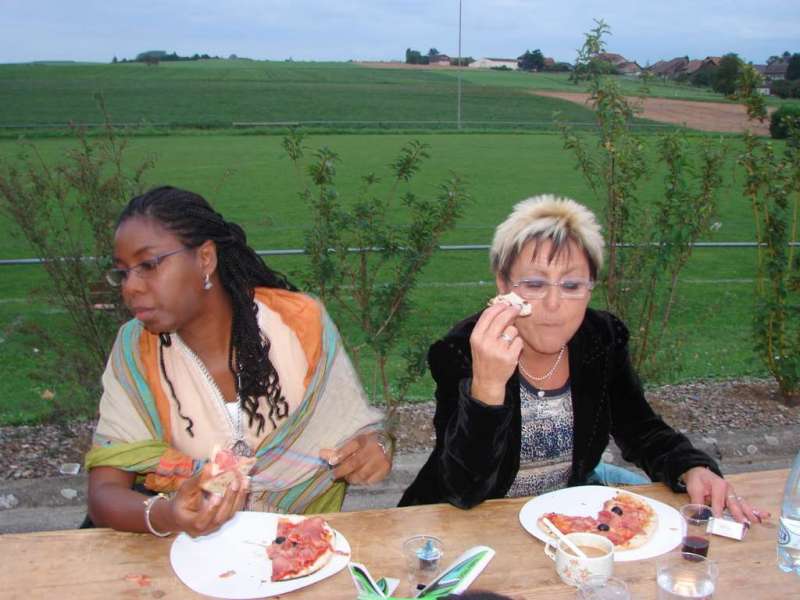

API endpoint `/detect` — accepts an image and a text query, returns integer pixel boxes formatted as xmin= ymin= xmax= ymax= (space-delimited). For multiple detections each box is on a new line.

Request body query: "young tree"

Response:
xmin=283 ymin=131 xmax=469 ymax=416
xmin=570 ymin=19 xmax=612 ymax=83
xmin=558 ymin=21 xmax=727 ymax=376
xmin=0 ymin=106 xmax=155 ymax=417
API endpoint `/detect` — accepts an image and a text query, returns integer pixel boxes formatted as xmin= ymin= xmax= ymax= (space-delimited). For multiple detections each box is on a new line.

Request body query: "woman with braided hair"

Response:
xmin=85 ymin=186 xmax=391 ymax=537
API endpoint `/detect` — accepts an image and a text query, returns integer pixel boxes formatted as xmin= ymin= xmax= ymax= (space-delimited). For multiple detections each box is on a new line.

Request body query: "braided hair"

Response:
xmin=117 ymin=186 xmax=296 ymax=437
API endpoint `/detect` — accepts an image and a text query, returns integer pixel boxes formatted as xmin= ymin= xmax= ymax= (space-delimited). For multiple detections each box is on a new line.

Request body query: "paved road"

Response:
xmin=1 ymin=427 xmax=797 ymax=534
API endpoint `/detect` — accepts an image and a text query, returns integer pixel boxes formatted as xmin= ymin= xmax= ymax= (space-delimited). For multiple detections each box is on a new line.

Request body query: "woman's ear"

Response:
xmin=495 ymin=274 xmax=510 ymax=294
xmin=197 ymin=240 xmax=218 ymax=277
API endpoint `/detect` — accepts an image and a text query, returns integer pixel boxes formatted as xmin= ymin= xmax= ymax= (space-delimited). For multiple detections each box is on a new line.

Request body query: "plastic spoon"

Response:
xmin=542 ymin=516 xmax=588 ymax=559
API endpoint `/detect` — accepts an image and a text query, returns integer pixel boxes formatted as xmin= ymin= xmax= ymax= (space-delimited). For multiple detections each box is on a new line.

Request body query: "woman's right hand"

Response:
xmin=161 ymin=464 xmax=250 ymax=537
xmin=469 ymin=303 xmax=524 ymax=405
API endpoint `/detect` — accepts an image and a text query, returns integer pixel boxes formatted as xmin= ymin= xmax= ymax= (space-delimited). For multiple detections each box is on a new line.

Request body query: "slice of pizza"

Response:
xmin=266 ymin=516 xmax=335 ymax=582
xmin=488 ymin=291 xmax=532 ymax=316
xmin=200 ymin=446 xmax=256 ymax=495
xmin=538 ymin=491 xmax=658 ymax=551
xmin=599 ymin=491 xmax=658 ymax=550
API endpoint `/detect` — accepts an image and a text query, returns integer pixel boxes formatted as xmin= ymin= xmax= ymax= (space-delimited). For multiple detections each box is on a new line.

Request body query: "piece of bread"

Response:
xmin=200 ymin=447 xmax=256 ymax=495
xmin=488 ymin=291 xmax=532 ymax=316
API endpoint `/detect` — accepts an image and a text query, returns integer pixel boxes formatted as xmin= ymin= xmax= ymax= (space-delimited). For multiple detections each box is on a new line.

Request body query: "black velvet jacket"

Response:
xmin=399 ymin=308 xmax=721 ymax=509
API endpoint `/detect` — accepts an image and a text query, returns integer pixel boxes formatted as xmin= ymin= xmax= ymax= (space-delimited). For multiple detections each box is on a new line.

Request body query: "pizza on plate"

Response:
xmin=538 ymin=491 xmax=659 ymax=550
xmin=200 ymin=446 xmax=256 ymax=495
xmin=266 ymin=515 xmax=335 ymax=582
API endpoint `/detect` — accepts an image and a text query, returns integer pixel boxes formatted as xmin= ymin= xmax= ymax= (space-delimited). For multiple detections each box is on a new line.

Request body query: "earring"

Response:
xmin=203 ymin=274 xmax=213 ymax=290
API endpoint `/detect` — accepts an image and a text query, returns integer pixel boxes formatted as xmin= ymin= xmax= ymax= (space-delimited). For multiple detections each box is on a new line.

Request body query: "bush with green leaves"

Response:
xmin=770 ymin=104 xmax=800 ymax=139
xmin=283 ymin=130 xmax=469 ymax=418
xmin=0 ymin=116 xmax=154 ymax=418
xmin=770 ymin=79 xmax=800 ymax=99
xmin=738 ymin=127 xmax=800 ymax=405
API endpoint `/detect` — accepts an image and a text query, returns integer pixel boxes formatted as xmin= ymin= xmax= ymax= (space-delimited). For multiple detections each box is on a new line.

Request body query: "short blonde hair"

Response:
xmin=490 ymin=195 xmax=604 ymax=280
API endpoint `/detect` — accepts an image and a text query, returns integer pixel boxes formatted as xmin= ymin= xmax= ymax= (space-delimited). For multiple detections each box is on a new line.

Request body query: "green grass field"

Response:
xmin=0 ymin=130 xmax=772 ymax=424
xmin=0 ymin=60 xmax=598 ymax=129
xmin=3 ymin=58 xmax=782 ymax=133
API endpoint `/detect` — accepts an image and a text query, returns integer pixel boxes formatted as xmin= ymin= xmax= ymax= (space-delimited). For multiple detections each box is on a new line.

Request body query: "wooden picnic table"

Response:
xmin=0 ymin=469 xmax=796 ymax=599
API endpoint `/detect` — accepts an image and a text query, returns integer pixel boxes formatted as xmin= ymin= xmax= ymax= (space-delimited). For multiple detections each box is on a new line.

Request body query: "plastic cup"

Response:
xmin=402 ymin=535 xmax=444 ymax=593
xmin=577 ymin=575 xmax=630 ymax=599
xmin=656 ymin=551 xmax=718 ymax=599
xmin=679 ymin=504 xmax=713 ymax=558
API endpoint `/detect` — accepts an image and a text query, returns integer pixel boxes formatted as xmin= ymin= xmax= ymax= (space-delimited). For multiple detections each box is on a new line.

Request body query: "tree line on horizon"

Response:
xmin=111 ymin=50 xmax=232 ymax=65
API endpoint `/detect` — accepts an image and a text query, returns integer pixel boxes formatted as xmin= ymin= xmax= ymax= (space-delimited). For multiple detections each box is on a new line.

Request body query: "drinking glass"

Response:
xmin=656 ymin=551 xmax=718 ymax=599
xmin=402 ymin=535 xmax=444 ymax=593
xmin=679 ymin=503 xmax=713 ymax=557
xmin=576 ymin=575 xmax=630 ymax=599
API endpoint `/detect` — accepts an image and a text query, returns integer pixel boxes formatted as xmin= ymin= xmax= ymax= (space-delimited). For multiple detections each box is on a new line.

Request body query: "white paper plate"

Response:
xmin=170 ymin=511 xmax=350 ymax=598
xmin=518 ymin=486 xmax=683 ymax=562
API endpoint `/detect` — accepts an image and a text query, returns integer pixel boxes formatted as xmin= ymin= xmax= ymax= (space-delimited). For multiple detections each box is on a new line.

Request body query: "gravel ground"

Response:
xmin=2 ymin=378 xmax=798 ymax=481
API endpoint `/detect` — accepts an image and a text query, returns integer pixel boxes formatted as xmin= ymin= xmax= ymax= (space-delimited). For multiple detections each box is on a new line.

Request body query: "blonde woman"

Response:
xmin=400 ymin=195 xmax=766 ymax=525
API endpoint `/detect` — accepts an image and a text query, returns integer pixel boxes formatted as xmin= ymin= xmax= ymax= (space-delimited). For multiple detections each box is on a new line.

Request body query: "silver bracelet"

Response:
xmin=143 ymin=493 xmax=172 ymax=537
xmin=375 ymin=431 xmax=394 ymax=458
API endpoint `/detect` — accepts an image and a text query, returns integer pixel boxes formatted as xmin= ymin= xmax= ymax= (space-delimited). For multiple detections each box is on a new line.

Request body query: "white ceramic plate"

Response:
xmin=518 ymin=486 xmax=683 ymax=562
xmin=170 ymin=511 xmax=350 ymax=598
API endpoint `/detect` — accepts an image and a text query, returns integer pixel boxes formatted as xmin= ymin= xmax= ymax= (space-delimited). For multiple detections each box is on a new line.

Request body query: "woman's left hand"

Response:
xmin=683 ymin=466 xmax=771 ymax=525
xmin=319 ymin=432 xmax=392 ymax=485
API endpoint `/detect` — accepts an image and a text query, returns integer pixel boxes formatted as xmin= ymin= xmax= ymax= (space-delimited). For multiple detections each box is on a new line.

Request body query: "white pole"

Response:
xmin=457 ymin=0 xmax=462 ymax=130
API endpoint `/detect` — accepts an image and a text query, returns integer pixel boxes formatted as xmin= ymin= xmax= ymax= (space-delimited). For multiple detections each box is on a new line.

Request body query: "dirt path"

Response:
xmin=533 ymin=91 xmax=772 ymax=135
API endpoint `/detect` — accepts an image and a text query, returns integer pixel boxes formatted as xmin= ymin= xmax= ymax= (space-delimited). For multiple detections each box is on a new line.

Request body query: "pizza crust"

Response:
xmin=488 ymin=291 xmax=532 ymax=316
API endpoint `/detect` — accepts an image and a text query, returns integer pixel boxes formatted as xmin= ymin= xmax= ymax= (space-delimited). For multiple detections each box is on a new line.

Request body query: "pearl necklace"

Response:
xmin=518 ymin=345 xmax=566 ymax=386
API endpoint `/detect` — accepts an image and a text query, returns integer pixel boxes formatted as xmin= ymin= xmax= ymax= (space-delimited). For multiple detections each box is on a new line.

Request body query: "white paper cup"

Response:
xmin=544 ymin=532 xmax=614 ymax=587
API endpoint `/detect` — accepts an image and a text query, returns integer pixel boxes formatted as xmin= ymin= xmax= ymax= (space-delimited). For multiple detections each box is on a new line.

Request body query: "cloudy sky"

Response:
xmin=2 ymin=0 xmax=798 ymax=66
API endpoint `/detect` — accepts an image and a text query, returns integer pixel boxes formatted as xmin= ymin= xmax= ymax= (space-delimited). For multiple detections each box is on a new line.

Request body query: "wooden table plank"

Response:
xmin=0 ymin=469 xmax=797 ymax=599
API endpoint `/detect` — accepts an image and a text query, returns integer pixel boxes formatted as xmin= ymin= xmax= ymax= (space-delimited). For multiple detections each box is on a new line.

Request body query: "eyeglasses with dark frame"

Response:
xmin=509 ymin=277 xmax=595 ymax=300
xmin=106 ymin=247 xmax=192 ymax=287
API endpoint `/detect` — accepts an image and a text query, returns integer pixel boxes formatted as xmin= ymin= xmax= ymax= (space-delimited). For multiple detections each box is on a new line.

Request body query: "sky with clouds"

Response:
xmin=2 ymin=1 xmax=798 ymax=66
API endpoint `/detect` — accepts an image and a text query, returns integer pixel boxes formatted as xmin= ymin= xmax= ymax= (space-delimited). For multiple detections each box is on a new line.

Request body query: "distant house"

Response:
xmin=685 ymin=59 xmax=704 ymax=75
xmin=428 ymin=54 xmax=451 ymax=66
xmin=764 ymin=61 xmax=789 ymax=81
xmin=469 ymin=57 xmax=519 ymax=70
xmin=616 ymin=61 xmax=641 ymax=76
xmin=596 ymin=52 xmax=628 ymax=67
xmin=650 ymin=57 xmax=689 ymax=78
xmin=685 ymin=57 xmax=722 ymax=82
xmin=592 ymin=52 xmax=640 ymax=75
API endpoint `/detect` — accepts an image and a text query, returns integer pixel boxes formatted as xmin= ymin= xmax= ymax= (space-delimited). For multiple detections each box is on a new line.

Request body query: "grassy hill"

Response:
xmin=0 ymin=60 xmax=599 ymax=129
